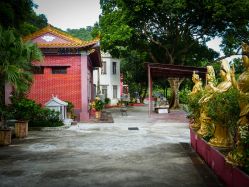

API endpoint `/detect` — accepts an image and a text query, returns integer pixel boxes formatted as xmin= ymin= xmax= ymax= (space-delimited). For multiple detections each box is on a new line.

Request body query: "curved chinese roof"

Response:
xmin=23 ymin=24 xmax=99 ymax=49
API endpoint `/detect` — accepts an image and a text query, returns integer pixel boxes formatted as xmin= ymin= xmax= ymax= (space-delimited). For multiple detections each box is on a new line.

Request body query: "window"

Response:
xmin=51 ymin=67 xmax=67 ymax=74
xmin=112 ymin=62 xmax=117 ymax=74
xmin=32 ymin=66 xmax=44 ymax=74
xmin=101 ymin=61 xmax=106 ymax=74
xmin=113 ymin=85 xmax=117 ymax=98
xmin=101 ymin=85 xmax=108 ymax=98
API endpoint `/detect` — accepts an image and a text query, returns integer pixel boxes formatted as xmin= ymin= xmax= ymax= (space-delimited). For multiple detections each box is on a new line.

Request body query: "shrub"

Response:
xmin=6 ymin=97 xmax=64 ymax=127
xmin=186 ymin=90 xmax=204 ymax=120
xmin=206 ymin=88 xmax=240 ymax=136
xmin=7 ymin=97 xmax=41 ymax=121
xmin=239 ymin=124 xmax=249 ymax=173
xmin=104 ymin=97 xmax=110 ymax=105
xmin=179 ymin=88 xmax=191 ymax=104
xmin=94 ymin=97 xmax=104 ymax=111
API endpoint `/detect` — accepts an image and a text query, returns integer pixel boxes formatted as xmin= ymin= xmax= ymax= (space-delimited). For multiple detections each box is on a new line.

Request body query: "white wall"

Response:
xmin=93 ymin=52 xmax=121 ymax=105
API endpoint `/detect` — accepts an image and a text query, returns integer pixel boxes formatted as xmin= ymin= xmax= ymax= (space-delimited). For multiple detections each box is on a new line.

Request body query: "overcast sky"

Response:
xmin=33 ymin=0 xmax=101 ymax=30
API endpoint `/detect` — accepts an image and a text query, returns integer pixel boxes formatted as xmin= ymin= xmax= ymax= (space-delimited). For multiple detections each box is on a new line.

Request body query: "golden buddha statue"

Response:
xmin=189 ymin=71 xmax=203 ymax=129
xmin=190 ymin=71 xmax=202 ymax=95
xmin=226 ymin=43 xmax=249 ymax=165
xmin=207 ymin=59 xmax=233 ymax=147
xmin=197 ymin=66 xmax=216 ymax=136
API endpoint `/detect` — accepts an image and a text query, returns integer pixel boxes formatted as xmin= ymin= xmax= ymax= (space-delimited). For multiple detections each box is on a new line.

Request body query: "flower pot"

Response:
xmin=95 ymin=111 xmax=101 ymax=119
xmin=15 ymin=121 xmax=28 ymax=138
xmin=67 ymin=112 xmax=71 ymax=119
xmin=0 ymin=129 xmax=11 ymax=145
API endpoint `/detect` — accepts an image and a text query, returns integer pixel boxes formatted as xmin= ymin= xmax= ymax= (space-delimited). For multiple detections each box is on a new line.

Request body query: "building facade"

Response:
xmin=93 ymin=52 xmax=120 ymax=105
xmin=22 ymin=25 xmax=101 ymax=121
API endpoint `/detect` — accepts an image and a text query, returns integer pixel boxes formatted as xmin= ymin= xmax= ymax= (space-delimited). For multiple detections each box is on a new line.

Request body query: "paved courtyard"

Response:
xmin=0 ymin=106 xmax=223 ymax=187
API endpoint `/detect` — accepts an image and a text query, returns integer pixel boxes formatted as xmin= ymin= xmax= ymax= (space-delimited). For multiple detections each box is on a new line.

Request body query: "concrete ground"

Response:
xmin=0 ymin=106 xmax=223 ymax=187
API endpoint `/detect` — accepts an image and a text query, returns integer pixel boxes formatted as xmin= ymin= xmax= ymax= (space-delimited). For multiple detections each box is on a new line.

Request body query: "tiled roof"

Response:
xmin=23 ymin=24 xmax=99 ymax=48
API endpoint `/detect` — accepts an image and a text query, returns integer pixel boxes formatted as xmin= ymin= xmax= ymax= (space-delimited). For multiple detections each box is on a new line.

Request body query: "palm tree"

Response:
xmin=0 ymin=26 xmax=42 ymax=125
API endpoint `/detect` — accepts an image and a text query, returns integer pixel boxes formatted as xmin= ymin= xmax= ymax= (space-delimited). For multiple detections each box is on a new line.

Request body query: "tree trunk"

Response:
xmin=168 ymin=77 xmax=184 ymax=109
xmin=138 ymin=84 xmax=147 ymax=104
xmin=0 ymin=82 xmax=5 ymax=128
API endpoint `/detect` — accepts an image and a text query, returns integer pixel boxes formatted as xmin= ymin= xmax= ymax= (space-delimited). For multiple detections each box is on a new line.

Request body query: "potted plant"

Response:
xmin=94 ymin=97 xmax=104 ymax=119
xmin=0 ymin=106 xmax=12 ymax=145
xmin=8 ymin=97 xmax=35 ymax=138
xmin=104 ymin=97 xmax=111 ymax=108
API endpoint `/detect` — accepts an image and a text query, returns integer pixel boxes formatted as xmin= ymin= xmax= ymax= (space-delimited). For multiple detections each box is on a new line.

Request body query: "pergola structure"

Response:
xmin=146 ymin=63 xmax=207 ymax=116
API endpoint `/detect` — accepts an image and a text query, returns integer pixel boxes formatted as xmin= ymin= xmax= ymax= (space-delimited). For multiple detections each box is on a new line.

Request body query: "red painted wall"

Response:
xmin=28 ymin=55 xmax=81 ymax=110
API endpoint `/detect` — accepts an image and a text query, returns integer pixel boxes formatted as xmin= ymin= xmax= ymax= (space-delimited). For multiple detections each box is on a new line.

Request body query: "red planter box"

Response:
xmin=129 ymin=103 xmax=144 ymax=106
xmin=190 ymin=129 xmax=249 ymax=187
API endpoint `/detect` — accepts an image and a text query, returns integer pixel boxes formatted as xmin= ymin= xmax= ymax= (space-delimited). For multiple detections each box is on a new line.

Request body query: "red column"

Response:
xmin=79 ymin=53 xmax=89 ymax=121
xmin=148 ymin=65 xmax=152 ymax=117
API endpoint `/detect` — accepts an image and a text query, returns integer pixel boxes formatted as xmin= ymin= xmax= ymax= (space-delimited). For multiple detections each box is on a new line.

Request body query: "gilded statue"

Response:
xmin=207 ymin=60 xmax=233 ymax=147
xmin=190 ymin=71 xmax=202 ymax=95
xmin=196 ymin=66 xmax=216 ymax=136
xmin=189 ymin=71 xmax=203 ymax=129
xmin=226 ymin=43 xmax=249 ymax=165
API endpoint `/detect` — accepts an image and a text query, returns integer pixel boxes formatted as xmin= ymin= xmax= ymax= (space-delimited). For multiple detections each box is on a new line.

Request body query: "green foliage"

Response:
xmin=206 ymin=88 xmax=240 ymax=133
xmin=99 ymin=0 xmax=249 ymax=107
xmin=236 ymin=122 xmax=249 ymax=173
xmin=19 ymin=12 xmax=48 ymax=36
xmin=7 ymin=97 xmax=38 ymax=120
xmin=29 ymin=108 xmax=64 ymax=127
xmin=0 ymin=0 xmax=47 ymax=35
xmin=0 ymin=0 xmax=34 ymax=29
xmin=6 ymin=97 xmax=63 ymax=127
xmin=0 ymin=26 xmax=42 ymax=123
xmin=67 ymin=26 xmax=94 ymax=41
xmin=239 ymin=124 xmax=249 ymax=146
xmin=0 ymin=26 xmax=43 ymax=107
xmin=186 ymin=90 xmax=204 ymax=120
xmin=120 ymin=50 xmax=148 ymax=102
xmin=179 ymin=88 xmax=191 ymax=104
xmin=104 ymin=97 xmax=111 ymax=105
xmin=229 ymin=124 xmax=249 ymax=174
xmin=94 ymin=99 xmax=105 ymax=111
xmin=65 ymin=101 xmax=74 ymax=113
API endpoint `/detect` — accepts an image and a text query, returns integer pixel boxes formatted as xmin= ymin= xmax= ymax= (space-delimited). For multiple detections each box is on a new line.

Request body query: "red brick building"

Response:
xmin=23 ymin=25 xmax=101 ymax=121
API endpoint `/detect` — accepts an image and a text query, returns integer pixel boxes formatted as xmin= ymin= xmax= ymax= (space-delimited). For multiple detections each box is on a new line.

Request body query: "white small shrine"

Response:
xmin=45 ymin=96 xmax=68 ymax=120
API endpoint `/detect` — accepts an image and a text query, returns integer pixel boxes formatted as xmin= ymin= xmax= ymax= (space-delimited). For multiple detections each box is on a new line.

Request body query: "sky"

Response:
xmin=33 ymin=0 xmax=101 ymax=30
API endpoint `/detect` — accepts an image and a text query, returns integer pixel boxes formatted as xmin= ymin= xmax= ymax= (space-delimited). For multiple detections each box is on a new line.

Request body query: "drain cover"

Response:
xmin=128 ymin=127 xmax=139 ymax=130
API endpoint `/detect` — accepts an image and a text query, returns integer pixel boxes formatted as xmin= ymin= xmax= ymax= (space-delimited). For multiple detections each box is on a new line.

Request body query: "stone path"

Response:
xmin=0 ymin=106 xmax=223 ymax=187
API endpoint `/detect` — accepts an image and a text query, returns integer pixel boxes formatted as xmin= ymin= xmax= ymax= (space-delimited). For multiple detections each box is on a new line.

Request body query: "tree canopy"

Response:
xmin=99 ymin=0 xmax=249 ymax=107
xmin=0 ymin=0 xmax=44 ymax=122
xmin=67 ymin=26 xmax=94 ymax=41
xmin=0 ymin=0 xmax=47 ymax=36
xmin=99 ymin=0 xmax=249 ymax=63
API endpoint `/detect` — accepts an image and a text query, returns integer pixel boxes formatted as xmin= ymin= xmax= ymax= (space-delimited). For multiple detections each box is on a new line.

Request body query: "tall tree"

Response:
xmin=0 ymin=0 xmax=48 ymax=36
xmin=120 ymin=50 xmax=148 ymax=102
xmin=0 ymin=0 xmax=34 ymax=29
xmin=99 ymin=0 xmax=249 ymax=108
xmin=0 ymin=0 xmax=44 ymax=124
xmin=0 ymin=27 xmax=42 ymax=107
